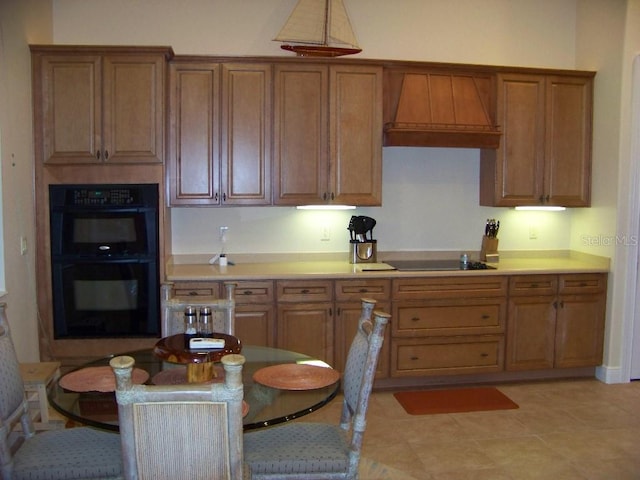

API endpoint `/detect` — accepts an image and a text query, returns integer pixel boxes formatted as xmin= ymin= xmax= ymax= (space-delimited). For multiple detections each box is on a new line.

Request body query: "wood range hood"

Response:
xmin=383 ymin=69 xmax=501 ymax=149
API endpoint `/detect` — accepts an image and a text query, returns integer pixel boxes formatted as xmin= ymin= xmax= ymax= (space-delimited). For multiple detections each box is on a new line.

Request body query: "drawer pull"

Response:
xmin=529 ymin=283 xmax=539 ymax=288
xmin=480 ymin=353 xmax=489 ymax=357
xmin=301 ymin=289 xmax=310 ymax=294
xmin=189 ymin=291 xmax=198 ymax=296
xmin=410 ymin=356 xmax=419 ymax=361
xmin=242 ymin=290 xmax=254 ymax=295
xmin=411 ymin=317 xmax=420 ymax=322
xmin=481 ymin=314 xmax=490 ymax=319
xmin=359 ymin=288 xmax=368 ymax=293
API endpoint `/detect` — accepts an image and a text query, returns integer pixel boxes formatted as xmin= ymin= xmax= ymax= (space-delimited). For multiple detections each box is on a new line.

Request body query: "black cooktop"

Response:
xmin=385 ymin=259 xmax=494 ymax=271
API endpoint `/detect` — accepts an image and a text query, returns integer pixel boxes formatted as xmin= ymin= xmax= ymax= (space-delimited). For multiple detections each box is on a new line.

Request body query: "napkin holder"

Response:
xmin=480 ymin=235 xmax=499 ymax=262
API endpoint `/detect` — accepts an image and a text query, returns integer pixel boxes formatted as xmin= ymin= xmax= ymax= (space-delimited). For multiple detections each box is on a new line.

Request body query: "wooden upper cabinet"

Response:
xmin=273 ymin=63 xmax=382 ymax=206
xmin=32 ymin=46 xmax=170 ymax=165
xmin=168 ymin=63 xmax=220 ymax=204
xmin=167 ymin=62 xmax=272 ymax=206
xmin=480 ymin=72 xmax=593 ymax=207
xmin=221 ymin=64 xmax=272 ymax=205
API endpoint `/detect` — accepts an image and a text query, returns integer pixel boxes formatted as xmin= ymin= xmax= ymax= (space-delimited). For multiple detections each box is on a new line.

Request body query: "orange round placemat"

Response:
xmin=253 ymin=364 xmax=340 ymax=390
xmin=60 ymin=366 xmax=149 ymax=392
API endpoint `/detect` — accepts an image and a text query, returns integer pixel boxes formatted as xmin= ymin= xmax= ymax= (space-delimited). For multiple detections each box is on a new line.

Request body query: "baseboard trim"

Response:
xmin=595 ymin=364 xmax=628 ymax=384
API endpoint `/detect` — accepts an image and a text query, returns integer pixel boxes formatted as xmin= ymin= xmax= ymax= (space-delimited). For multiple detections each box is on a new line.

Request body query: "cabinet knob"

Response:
xmin=222 ymin=193 xmax=227 ymax=202
xmin=96 ymin=150 xmax=101 ymax=160
xmin=104 ymin=150 xmax=109 ymax=160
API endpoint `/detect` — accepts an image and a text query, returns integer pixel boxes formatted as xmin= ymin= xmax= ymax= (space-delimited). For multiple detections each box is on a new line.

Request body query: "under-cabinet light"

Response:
xmin=296 ymin=205 xmax=356 ymax=210
xmin=514 ymin=206 xmax=567 ymax=211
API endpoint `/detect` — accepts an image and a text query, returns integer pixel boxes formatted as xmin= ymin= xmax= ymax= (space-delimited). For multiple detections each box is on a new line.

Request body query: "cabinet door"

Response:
xmin=168 ymin=63 xmax=221 ymax=205
xmin=221 ymin=64 xmax=272 ymax=205
xmin=335 ymin=301 xmax=390 ymax=378
xmin=554 ymin=294 xmax=605 ymax=368
xmin=506 ymin=295 xmax=556 ymax=370
xmin=40 ymin=55 xmax=102 ymax=164
xmin=273 ymin=64 xmax=328 ymax=205
xmin=236 ymin=304 xmax=276 ymax=348
xmin=330 ymin=65 xmax=383 ymax=206
xmin=277 ymin=303 xmax=334 ymax=365
xmin=480 ymin=73 xmax=545 ymax=206
xmin=544 ymin=75 xmax=592 ymax=206
xmin=102 ymin=55 xmax=165 ymax=163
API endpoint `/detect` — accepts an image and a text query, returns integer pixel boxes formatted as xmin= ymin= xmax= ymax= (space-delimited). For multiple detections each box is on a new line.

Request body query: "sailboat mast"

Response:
xmin=323 ymin=0 xmax=330 ymax=46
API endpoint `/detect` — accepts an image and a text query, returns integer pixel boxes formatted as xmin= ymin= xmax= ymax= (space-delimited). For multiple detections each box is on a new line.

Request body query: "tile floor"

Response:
xmin=304 ymin=378 xmax=640 ymax=480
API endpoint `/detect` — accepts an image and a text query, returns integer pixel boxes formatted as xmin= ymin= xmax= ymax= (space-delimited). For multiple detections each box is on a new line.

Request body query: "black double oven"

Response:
xmin=49 ymin=184 xmax=160 ymax=339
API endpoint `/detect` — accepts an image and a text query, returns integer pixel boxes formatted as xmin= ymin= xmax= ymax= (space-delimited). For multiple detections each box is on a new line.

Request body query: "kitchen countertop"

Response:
xmin=166 ymin=250 xmax=610 ymax=281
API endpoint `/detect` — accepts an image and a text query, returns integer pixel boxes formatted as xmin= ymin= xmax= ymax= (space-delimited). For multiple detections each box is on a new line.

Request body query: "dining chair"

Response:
xmin=110 ymin=353 xmax=248 ymax=480
xmin=0 ymin=303 xmax=123 ymax=480
xmin=243 ymin=298 xmax=390 ymax=480
xmin=161 ymin=281 xmax=236 ymax=336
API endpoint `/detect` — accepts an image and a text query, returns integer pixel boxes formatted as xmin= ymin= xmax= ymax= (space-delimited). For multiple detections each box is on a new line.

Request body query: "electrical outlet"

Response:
xmin=321 ymin=226 xmax=331 ymax=242
xmin=529 ymin=225 xmax=538 ymax=240
xmin=20 ymin=236 xmax=27 ymax=255
xmin=219 ymin=226 xmax=228 ymax=241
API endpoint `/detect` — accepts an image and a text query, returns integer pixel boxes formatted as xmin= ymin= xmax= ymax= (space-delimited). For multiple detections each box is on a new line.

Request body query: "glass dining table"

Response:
xmin=48 ymin=339 xmax=341 ymax=432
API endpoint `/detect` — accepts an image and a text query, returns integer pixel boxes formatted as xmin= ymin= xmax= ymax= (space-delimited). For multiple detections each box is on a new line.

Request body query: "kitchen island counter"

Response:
xmin=166 ymin=251 xmax=609 ymax=281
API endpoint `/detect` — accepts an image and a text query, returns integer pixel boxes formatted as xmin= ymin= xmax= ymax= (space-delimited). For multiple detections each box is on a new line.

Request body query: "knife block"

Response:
xmin=480 ymin=235 xmax=499 ymax=262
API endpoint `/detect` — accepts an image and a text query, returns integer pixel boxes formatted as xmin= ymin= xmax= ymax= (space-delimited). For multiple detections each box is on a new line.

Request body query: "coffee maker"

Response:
xmin=348 ymin=216 xmax=377 ymax=264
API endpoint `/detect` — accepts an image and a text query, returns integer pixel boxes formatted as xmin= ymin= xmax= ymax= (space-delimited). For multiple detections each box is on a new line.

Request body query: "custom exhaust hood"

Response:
xmin=383 ymin=70 xmax=501 ymax=149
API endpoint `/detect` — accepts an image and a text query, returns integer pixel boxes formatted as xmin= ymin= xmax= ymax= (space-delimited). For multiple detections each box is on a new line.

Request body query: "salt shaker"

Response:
xmin=184 ymin=305 xmax=197 ymax=334
xmin=460 ymin=253 xmax=469 ymax=270
xmin=198 ymin=306 xmax=213 ymax=337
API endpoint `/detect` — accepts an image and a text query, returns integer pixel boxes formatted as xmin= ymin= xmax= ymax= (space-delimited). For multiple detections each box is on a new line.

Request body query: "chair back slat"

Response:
xmin=133 ymin=402 xmax=231 ymax=480
xmin=111 ymin=353 xmax=246 ymax=480
xmin=0 ymin=303 xmax=30 ymax=427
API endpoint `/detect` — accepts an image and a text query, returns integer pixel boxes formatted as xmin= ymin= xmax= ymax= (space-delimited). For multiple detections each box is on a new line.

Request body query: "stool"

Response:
xmin=19 ymin=362 xmax=65 ymax=430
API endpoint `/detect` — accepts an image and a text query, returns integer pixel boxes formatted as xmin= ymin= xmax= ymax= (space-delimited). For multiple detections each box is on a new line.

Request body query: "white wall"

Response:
xmin=0 ymin=0 xmax=53 ymax=361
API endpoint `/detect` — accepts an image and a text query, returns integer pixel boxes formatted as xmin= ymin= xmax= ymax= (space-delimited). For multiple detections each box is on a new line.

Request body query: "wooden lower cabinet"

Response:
xmin=276 ymin=280 xmax=334 ymax=365
xmin=277 ymin=302 xmax=334 ymax=365
xmin=392 ymin=335 xmax=504 ymax=376
xmin=170 ymin=271 xmax=607 ymax=384
xmin=233 ymin=281 xmax=275 ymax=348
xmin=390 ymin=276 xmax=508 ymax=377
xmin=506 ymin=273 xmax=607 ymax=370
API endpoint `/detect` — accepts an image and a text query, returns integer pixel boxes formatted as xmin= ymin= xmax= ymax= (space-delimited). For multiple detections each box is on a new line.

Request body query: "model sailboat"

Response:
xmin=274 ymin=0 xmax=362 ymax=57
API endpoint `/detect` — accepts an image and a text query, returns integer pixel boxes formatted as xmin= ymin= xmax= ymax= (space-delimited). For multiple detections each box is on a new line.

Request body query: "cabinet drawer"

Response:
xmin=393 ymin=298 xmax=506 ymax=337
xmin=509 ymin=275 xmax=558 ymax=296
xmin=392 ymin=276 xmax=507 ymax=300
xmin=391 ymin=336 xmax=504 ymax=376
xmin=334 ymin=279 xmax=390 ymax=302
xmin=559 ymin=273 xmax=607 ymax=295
xmin=233 ymin=281 xmax=274 ymax=304
xmin=277 ymin=280 xmax=333 ymax=302
xmin=171 ymin=282 xmax=220 ymax=298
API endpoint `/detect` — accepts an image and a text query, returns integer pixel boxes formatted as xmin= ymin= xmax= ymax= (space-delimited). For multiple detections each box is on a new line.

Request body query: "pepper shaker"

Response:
xmin=198 ymin=306 xmax=213 ymax=337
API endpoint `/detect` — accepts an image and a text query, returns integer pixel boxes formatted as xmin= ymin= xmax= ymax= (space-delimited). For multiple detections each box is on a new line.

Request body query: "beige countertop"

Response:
xmin=166 ymin=250 xmax=610 ymax=281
